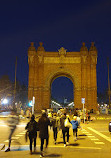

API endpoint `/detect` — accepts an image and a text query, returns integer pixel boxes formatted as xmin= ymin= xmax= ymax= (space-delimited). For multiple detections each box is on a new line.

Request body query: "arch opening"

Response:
xmin=50 ymin=75 xmax=74 ymax=110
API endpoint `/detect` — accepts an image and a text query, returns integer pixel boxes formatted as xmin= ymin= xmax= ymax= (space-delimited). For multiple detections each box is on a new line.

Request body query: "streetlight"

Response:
xmin=2 ymin=98 xmax=8 ymax=105
xmin=107 ymin=57 xmax=111 ymax=109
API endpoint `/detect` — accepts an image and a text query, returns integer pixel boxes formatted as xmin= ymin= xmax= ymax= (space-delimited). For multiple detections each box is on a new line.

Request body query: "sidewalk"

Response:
xmin=90 ymin=113 xmax=111 ymax=120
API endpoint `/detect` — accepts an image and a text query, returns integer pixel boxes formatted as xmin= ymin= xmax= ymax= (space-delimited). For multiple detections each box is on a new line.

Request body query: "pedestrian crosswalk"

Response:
xmin=2 ymin=126 xmax=109 ymax=151
xmin=81 ymin=128 xmax=105 ymax=145
xmin=87 ymin=127 xmax=111 ymax=143
xmin=1 ymin=144 xmax=102 ymax=151
xmin=3 ymin=130 xmax=26 ymax=143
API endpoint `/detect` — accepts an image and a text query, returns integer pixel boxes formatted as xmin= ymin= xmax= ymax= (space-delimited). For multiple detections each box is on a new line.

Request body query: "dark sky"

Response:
xmin=0 ymin=0 xmax=111 ymax=102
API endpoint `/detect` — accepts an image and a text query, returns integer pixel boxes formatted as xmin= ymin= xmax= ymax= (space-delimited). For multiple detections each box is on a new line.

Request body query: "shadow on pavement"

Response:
xmin=78 ymin=134 xmax=87 ymax=136
xmin=57 ymin=141 xmax=64 ymax=144
xmin=45 ymin=153 xmax=61 ymax=157
xmin=69 ymin=143 xmax=79 ymax=146
xmin=77 ymin=137 xmax=85 ymax=140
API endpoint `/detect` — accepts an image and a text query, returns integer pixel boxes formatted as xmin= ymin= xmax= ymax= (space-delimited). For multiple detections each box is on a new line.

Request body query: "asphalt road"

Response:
xmin=0 ymin=117 xmax=111 ymax=158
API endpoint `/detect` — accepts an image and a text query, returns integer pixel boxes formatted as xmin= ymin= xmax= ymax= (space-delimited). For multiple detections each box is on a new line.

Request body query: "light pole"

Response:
xmin=107 ymin=57 xmax=111 ymax=109
xmin=82 ymin=98 xmax=85 ymax=123
xmin=32 ymin=96 xmax=35 ymax=114
xmin=13 ymin=57 xmax=17 ymax=109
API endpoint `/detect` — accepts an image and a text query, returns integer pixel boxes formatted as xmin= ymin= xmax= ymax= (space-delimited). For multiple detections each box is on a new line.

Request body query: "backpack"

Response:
xmin=28 ymin=121 xmax=35 ymax=132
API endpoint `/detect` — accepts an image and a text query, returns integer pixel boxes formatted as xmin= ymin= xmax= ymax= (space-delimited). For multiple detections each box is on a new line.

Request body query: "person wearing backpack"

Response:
xmin=60 ymin=113 xmax=70 ymax=147
xmin=25 ymin=114 xmax=38 ymax=154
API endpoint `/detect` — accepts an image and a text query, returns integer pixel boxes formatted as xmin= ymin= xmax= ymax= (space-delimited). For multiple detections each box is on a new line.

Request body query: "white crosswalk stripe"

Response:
xmin=94 ymin=142 xmax=105 ymax=145
xmin=87 ymin=127 xmax=111 ymax=143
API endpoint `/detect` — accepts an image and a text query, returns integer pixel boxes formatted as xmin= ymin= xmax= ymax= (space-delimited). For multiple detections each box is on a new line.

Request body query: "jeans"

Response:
xmin=29 ymin=137 xmax=36 ymax=151
xmin=53 ymin=127 xmax=57 ymax=141
xmin=40 ymin=138 xmax=49 ymax=151
xmin=62 ymin=127 xmax=69 ymax=144
xmin=73 ymin=128 xmax=77 ymax=137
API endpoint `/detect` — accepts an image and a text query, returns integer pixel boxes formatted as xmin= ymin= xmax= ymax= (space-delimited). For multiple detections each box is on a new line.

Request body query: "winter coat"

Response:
xmin=38 ymin=115 xmax=50 ymax=139
xmin=70 ymin=120 xmax=78 ymax=129
xmin=25 ymin=120 xmax=38 ymax=139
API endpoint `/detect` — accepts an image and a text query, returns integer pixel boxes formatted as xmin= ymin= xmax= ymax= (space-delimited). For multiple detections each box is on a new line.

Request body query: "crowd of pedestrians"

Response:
xmin=24 ymin=109 xmax=84 ymax=157
xmin=4 ymin=108 xmax=90 ymax=157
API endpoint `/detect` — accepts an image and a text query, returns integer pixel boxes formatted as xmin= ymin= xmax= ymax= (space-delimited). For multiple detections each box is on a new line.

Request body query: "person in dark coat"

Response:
xmin=38 ymin=111 xmax=50 ymax=157
xmin=60 ymin=113 xmax=70 ymax=147
xmin=25 ymin=114 xmax=38 ymax=154
xmin=51 ymin=113 xmax=60 ymax=144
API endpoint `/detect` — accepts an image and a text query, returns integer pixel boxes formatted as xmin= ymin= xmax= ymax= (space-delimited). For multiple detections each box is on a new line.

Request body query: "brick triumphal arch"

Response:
xmin=28 ymin=42 xmax=97 ymax=112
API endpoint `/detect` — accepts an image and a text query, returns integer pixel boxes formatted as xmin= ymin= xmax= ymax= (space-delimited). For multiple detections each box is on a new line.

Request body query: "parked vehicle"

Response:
xmin=109 ymin=121 xmax=111 ymax=133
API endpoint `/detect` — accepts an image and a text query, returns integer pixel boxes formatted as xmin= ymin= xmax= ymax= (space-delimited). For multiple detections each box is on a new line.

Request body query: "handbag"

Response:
xmin=64 ymin=118 xmax=72 ymax=128
xmin=25 ymin=131 xmax=29 ymax=142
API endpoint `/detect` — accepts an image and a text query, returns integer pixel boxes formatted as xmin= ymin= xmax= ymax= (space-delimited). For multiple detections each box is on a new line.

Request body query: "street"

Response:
xmin=0 ymin=116 xmax=111 ymax=158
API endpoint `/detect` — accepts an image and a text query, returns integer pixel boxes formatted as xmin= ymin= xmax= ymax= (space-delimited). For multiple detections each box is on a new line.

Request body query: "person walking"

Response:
xmin=60 ymin=113 xmax=70 ymax=147
xmin=25 ymin=114 xmax=38 ymax=154
xmin=70 ymin=116 xmax=78 ymax=141
xmin=5 ymin=109 xmax=19 ymax=152
xmin=38 ymin=111 xmax=51 ymax=157
xmin=51 ymin=113 xmax=60 ymax=144
xmin=77 ymin=115 xmax=82 ymax=130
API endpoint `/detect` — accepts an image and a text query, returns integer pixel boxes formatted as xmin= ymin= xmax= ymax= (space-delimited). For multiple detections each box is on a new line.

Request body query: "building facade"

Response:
xmin=28 ymin=42 xmax=97 ymax=112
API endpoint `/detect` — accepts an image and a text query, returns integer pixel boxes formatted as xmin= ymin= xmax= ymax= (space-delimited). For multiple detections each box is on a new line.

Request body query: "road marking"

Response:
xmin=86 ymin=134 xmax=92 ymax=135
xmin=12 ymin=137 xmax=19 ymax=139
xmin=87 ymin=136 xmax=95 ymax=138
xmin=83 ymin=132 xmax=89 ymax=133
xmin=99 ymin=131 xmax=109 ymax=133
xmin=12 ymin=145 xmax=101 ymax=150
xmin=0 ymin=125 xmax=7 ymax=127
xmin=91 ymin=139 xmax=99 ymax=141
xmin=23 ymin=130 xmax=26 ymax=132
xmin=4 ymin=140 xmax=14 ymax=143
xmin=94 ymin=142 xmax=105 ymax=145
xmin=87 ymin=127 xmax=111 ymax=143
xmin=82 ymin=129 xmax=86 ymax=131
xmin=0 ymin=124 xmax=26 ymax=127
xmin=19 ymin=133 xmax=25 ymax=134
xmin=17 ymin=125 xmax=26 ymax=127
xmin=15 ymin=135 xmax=23 ymax=137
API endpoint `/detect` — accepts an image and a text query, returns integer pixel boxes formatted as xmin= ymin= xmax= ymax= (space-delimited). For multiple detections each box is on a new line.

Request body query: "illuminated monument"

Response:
xmin=28 ymin=42 xmax=97 ymax=111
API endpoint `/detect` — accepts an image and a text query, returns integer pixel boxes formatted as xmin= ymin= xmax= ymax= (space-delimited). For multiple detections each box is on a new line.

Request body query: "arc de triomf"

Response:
xmin=28 ymin=42 xmax=97 ymax=112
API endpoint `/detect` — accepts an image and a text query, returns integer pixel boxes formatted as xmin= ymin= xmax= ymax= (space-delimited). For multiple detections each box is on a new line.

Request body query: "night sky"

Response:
xmin=0 ymin=0 xmax=111 ymax=102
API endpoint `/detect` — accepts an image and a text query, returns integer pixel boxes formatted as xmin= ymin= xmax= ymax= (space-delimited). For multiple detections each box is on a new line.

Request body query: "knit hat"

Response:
xmin=73 ymin=116 xmax=77 ymax=120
